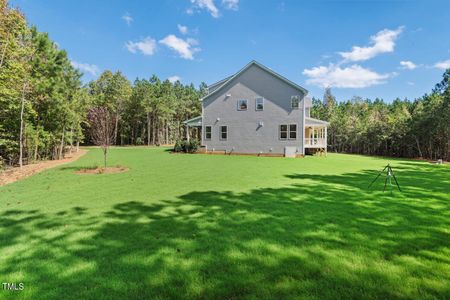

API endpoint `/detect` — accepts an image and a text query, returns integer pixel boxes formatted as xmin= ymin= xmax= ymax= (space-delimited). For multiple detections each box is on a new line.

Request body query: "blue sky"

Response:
xmin=11 ymin=0 xmax=450 ymax=101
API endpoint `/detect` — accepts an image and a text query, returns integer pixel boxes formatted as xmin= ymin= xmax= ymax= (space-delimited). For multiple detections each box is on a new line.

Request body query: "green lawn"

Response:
xmin=1 ymin=147 xmax=449 ymax=299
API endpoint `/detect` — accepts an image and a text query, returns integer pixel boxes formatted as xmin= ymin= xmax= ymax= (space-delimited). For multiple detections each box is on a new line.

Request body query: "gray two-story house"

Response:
xmin=184 ymin=61 xmax=328 ymax=157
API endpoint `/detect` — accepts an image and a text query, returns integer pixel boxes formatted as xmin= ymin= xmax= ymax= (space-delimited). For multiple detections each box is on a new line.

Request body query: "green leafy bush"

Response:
xmin=186 ymin=139 xmax=199 ymax=153
xmin=174 ymin=139 xmax=184 ymax=152
xmin=173 ymin=139 xmax=199 ymax=153
xmin=135 ymin=137 xmax=144 ymax=145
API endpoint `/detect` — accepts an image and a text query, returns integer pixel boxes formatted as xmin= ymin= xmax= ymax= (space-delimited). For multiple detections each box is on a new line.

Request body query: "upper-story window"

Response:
xmin=305 ymin=107 xmax=310 ymax=117
xmin=237 ymin=99 xmax=248 ymax=110
xmin=255 ymin=97 xmax=264 ymax=111
xmin=291 ymin=95 xmax=300 ymax=109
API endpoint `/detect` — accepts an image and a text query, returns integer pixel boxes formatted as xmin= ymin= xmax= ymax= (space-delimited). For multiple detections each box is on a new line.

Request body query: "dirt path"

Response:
xmin=0 ymin=149 xmax=88 ymax=186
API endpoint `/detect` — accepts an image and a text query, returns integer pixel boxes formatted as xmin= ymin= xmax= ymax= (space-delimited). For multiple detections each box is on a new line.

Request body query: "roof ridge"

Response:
xmin=201 ymin=60 xmax=308 ymax=101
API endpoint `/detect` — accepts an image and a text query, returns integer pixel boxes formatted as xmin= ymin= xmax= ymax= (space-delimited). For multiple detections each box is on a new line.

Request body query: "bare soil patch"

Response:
xmin=74 ymin=166 xmax=129 ymax=175
xmin=0 ymin=150 xmax=88 ymax=186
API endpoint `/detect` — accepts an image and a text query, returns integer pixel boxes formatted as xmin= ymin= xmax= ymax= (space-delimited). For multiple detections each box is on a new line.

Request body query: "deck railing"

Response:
xmin=304 ymin=138 xmax=326 ymax=147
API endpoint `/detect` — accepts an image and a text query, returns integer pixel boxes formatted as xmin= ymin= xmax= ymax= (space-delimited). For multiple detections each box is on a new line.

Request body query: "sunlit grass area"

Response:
xmin=1 ymin=147 xmax=449 ymax=299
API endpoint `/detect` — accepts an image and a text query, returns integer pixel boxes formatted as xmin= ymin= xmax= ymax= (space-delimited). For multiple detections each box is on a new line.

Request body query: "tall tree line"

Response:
xmin=311 ymin=72 xmax=450 ymax=160
xmin=0 ymin=0 xmax=86 ymax=166
xmin=86 ymin=72 xmax=204 ymax=147
xmin=0 ymin=0 xmax=204 ymax=168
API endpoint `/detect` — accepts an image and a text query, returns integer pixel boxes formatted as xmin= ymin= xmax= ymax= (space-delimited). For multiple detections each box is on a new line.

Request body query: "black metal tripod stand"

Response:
xmin=368 ymin=164 xmax=401 ymax=193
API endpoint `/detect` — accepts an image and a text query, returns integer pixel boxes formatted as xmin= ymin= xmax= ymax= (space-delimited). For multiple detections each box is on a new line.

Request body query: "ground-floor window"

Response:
xmin=220 ymin=126 xmax=228 ymax=140
xmin=279 ymin=125 xmax=288 ymax=139
xmin=289 ymin=124 xmax=297 ymax=139
xmin=279 ymin=124 xmax=297 ymax=140
xmin=205 ymin=126 xmax=212 ymax=140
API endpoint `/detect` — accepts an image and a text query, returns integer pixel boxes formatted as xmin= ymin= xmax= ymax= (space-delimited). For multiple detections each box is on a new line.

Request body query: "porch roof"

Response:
xmin=183 ymin=116 xmax=202 ymax=127
xmin=305 ymin=117 xmax=329 ymax=126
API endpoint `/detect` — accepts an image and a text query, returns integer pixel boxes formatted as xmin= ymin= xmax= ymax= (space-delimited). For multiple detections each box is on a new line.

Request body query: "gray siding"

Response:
xmin=202 ymin=64 xmax=306 ymax=155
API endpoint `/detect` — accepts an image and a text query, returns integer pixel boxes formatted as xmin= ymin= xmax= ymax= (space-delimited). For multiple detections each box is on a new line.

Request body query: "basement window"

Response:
xmin=205 ymin=126 xmax=212 ymax=140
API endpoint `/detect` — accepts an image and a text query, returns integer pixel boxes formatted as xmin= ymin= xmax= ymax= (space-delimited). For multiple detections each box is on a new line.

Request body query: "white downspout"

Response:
xmin=302 ymin=95 xmax=306 ymax=155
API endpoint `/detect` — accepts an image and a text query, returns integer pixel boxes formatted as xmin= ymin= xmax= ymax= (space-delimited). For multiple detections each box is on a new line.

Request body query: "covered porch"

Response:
xmin=183 ymin=116 xmax=202 ymax=141
xmin=304 ymin=117 xmax=329 ymax=150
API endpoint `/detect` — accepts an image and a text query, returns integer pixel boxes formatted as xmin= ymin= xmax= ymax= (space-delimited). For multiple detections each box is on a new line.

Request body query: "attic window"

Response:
xmin=237 ymin=99 xmax=248 ymax=111
xmin=291 ymin=95 xmax=300 ymax=109
xmin=256 ymin=97 xmax=264 ymax=111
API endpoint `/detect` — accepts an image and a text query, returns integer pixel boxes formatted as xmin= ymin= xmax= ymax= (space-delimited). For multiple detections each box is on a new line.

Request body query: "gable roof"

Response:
xmin=201 ymin=60 xmax=308 ymax=101
xmin=207 ymin=75 xmax=232 ymax=93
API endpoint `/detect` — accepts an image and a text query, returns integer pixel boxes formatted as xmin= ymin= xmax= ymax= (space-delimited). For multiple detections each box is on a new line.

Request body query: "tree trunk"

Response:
xmin=114 ymin=113 xmax=119 ymax=145
xmin=147 ymin=112 xmax=151 ymax=146
xmin=415 ymin=137 xmax=423 ymax=157
xmin=165 ymin=121 xmax=169 ymax=144
xmin=19 ymin=82 xmax=26 ymax=168
xmin=69 ymin=126 xmax=74 ymax=153
xmin=0 ymin=37 xmax=8 ymax=69
xmin=76 ymin=140 xmax=80 ymax=152
xmin=103 ymin=147 xmax=108 ymax=168
xmin=34 ymin=140 xmax=38 ymax=161
xmin=58 ymin=127 xmax=65 ymax=160
xmin=152 ymin=116 xmax=156 ymax=145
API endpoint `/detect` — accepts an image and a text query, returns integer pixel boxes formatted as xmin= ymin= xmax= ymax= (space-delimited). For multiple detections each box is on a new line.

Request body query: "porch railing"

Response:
xmin=304 ymin=138 xmax=326 ymax=147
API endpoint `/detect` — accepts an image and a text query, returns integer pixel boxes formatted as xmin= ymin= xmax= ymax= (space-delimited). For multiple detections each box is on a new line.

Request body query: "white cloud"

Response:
xmin=125 ymin=37 xmax=156 ymax=55
xmin=168 ymin=75 xmax=181 ymax=83
xmin=434 ymin=59 xmax=450 ymax=70
xmin=303 ymin=64 xmax=391 ymax=88
xmin=400 ymin=60 xmax=417 ymax=70
xmin=159 ymin=34 xmax=200 ymax=60
xmin=191 ymin=0 xmax=219 ymax=18
xmin=222 ymin=0 xmax=239 ymax=10
xmin=407 ymin=81 xmax=414 ymax=86
xmin=186 ymin=8 xmax=194 ymax=15
xmin=178 ymin=24 xmax=188 ymax=35
xmin=71 ymin=61 xmax=99 ymax=76
xmin=122 ymin=13 xmax=133 ymax=26
xmin=339 ymin=27 xmax=404 ymax=62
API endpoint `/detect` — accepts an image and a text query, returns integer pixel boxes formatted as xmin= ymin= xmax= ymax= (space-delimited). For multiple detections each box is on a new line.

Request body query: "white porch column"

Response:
xmin=186 ymin=124 xmax=190 ymax=142
xmin=312 ymin=126 xmax=315 ymax=145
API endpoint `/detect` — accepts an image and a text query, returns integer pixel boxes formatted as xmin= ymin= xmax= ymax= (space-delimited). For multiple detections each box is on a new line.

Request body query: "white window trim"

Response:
xmin=291 ymin=95 xmax=300 ymax=109
xmin=255 ymin=97 xmax=264 ymax=111
xmin=220 ymin=125 xmax=228 ymax=140
xmin=237 ymin=99 xmax=248 ymax=111
xmin=279 ymin=123 xmax=297 ymax=140
xmin=204 ymin=126 xmax=212 ymax=140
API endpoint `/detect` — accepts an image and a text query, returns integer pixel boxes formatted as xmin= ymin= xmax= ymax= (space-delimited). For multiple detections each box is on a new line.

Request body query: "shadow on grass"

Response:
xmin=1 ymin=161 xmax=449 ymax=299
